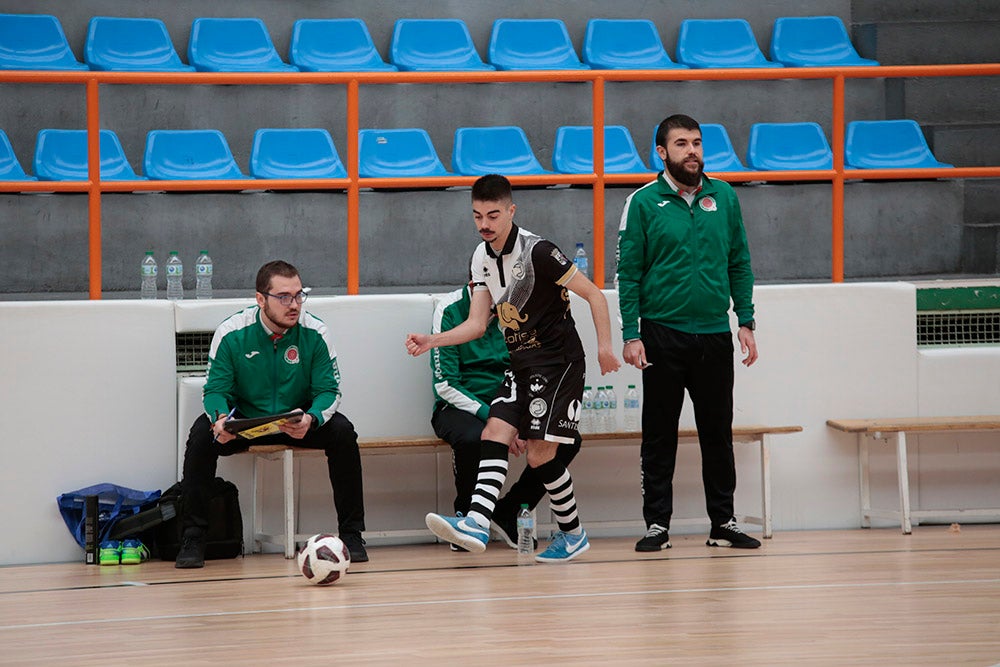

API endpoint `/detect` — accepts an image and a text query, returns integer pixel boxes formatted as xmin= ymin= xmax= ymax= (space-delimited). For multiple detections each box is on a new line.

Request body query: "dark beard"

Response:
xmin=666 ymin=156 xmax=703 ymax=188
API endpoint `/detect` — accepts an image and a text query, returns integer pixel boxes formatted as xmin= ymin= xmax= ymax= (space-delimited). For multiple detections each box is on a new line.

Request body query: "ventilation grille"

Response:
xmin=917 ymin=311 xmax=1000 ymax=346
xmin=176 ymin=332 xmax=213 ymax=371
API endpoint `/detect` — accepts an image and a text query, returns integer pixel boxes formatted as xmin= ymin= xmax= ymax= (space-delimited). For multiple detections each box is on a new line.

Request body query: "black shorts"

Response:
xmin=488 ymin=360 xmax=585 ymax=444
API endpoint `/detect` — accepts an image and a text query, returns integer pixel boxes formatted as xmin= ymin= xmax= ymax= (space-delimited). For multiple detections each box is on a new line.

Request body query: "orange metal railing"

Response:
xmin=1 ymin=64 xmax=999 ymax=298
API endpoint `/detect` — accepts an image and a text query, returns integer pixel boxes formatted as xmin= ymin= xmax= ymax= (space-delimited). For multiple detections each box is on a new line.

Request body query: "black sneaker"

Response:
xmin=340 ymin=532 xmax=369 ymax=563
xmin=635 ymin=523 xmax=671 ymax=552
xmin=174 ymin=532 xmax=206 ymax=569
xmin=707 ymin=519 xmax=761 ymax=549
xmin=490 ymin=509 xmax=537 ymax=551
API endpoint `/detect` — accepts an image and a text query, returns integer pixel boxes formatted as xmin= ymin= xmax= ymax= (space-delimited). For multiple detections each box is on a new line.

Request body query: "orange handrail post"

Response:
xmin=592 ymin=76 xmax=606 ymax=288
xmin=831 ymin=74 xmax=845 ymax=283
xmin=86 ymin=77 xmax=102 ymax=299
xmin=346 ymin=79 xmax=360 ymax=296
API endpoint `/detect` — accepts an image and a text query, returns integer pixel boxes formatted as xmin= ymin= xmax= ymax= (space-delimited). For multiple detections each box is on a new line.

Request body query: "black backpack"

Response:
xmin=112 ymin=477 xmax=243 ymax=560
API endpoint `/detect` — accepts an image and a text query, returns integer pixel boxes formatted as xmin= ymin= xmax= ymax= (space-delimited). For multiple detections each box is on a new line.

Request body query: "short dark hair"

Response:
xmin=471 ymin=174 xmax=512 ymax=203
xmin=655 ymin=114 xmax=701 ymax=148
xmin=256 ymin=260 xmax=300 ymax=294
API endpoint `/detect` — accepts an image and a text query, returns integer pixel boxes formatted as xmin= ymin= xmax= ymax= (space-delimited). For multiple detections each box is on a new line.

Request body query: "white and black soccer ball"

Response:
xmin=297 ymin=534 xmax=350 ymax=585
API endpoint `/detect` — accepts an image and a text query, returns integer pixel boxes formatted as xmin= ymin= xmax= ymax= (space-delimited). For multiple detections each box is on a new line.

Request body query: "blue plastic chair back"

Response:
xmin=452 ymin=126 xmax=551 ymax=176
xmin=489 ymin=19 xmax=589 ymax=71
xmin=144 ymin=129 xmax=246 ymax=180
xmin=0 ymin=13 xmax=88 ymax=70
xmin=290 ymin=19 xmax=397 ymax=72
xmin=747 ymin=122 xmax=833 ymax=170
xmin=583 ymin=19 xmax=686 ymax=69
xmin=0 ymin=129 xmax=35 ymax=180
xmin=677 ymin=18 xmax=783 ymax=69
xmin=85 ymin=17 xmax=194 ymax=71
xmin=250 ymin=128 xmax=347 ymax=179
xmin=358 ymin=128 xmax=450 ymax=178
xmin=771 ymin=16 xmax=879 ymax=67
xmin=34 ymin=129 xmax=144 ymax=181
xmin=188 ymin=18 xmax=298 ymax=72
xmin=845 ymin=120 xmax=953 ymax=169
xmin=649 ymin=123 xmax=747 ymax=172
xmin=391 ymin=19 xmax=493 ymax=71
xmin=553 ymin=126 xmax=647 ymax=174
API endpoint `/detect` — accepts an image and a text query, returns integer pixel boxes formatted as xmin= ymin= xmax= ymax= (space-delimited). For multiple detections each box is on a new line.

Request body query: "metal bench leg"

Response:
xmin=282 ymin=448 xmax=295 ymax=558
xmin=859 ymin=434 xmax=872 ymax=528
xmin=894 ymin=432 xmax=912 ymax=535
xmin=252 ymin=452 xmax=263 ymax=553
xmin=759 ymin=433 xmax=772 ymax=538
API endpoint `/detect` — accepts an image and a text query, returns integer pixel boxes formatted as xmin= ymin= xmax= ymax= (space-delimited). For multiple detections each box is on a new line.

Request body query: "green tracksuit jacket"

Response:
xmin=202 ymin=305 xmax=342 ymax=426
xmin=616 ymin=172 xmax=755 ymax=340
xmin=430 ymin=286 xmax=509 ymax=421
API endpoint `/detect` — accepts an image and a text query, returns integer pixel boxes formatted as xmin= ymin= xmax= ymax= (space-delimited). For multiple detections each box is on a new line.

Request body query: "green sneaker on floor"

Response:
xmin=120 ymin=539 xmax=150 ymax=565
xmin=99 ymin=540 xmax=121 ymax=566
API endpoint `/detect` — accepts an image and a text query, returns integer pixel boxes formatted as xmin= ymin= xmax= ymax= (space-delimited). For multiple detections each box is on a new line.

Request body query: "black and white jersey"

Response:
xmin=470 ymin=224 xmax=585 ymax=371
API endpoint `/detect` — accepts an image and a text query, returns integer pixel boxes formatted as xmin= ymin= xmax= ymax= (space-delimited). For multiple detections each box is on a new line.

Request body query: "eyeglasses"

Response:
xmin=262 ymin=291 xmax=308 ymax=306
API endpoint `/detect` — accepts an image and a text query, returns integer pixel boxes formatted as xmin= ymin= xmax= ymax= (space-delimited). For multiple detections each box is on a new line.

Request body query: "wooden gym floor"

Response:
xmin=1 ymin=526 xmax=998 ymax=666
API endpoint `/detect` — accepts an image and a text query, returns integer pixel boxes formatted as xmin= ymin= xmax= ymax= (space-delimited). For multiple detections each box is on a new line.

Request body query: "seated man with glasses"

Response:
xmin=175 ymin=260 xmax=367 ymax=568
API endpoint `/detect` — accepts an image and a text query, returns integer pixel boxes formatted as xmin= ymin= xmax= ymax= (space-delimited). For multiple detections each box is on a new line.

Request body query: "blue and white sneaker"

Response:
xmin=425 ymin=513 xmax=489 ymax=553
xmin=535 ymin=530 xmax=590 ymax=563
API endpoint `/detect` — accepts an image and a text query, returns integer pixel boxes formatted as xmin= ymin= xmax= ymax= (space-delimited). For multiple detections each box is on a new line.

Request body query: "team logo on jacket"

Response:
xmin=284 ymin=345 xmax=300 ymax=364
xmin=511 ymin=260 xmax=525 ymax=280
xmin=551 ymin=248 xmax=569 ymax=265
xmin=699 ymin=196 xmax=717 ymax=212
xmin=528 ymin=373 xmax=548 ymax=394
xmin=529 ymin=398 xmax=548 ymax=418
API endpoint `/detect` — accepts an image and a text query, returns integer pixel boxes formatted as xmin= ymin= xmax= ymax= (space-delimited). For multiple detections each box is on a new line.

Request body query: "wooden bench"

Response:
xmin=826 ymin=416 xmax=1000 ymax=534
xmin=249 ymin=424 xmax=802 ymax=557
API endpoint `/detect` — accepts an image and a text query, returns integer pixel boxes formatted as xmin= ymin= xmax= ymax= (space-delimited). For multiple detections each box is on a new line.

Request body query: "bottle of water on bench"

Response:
xmin=624 ymin=384 xmax=641 ymax=432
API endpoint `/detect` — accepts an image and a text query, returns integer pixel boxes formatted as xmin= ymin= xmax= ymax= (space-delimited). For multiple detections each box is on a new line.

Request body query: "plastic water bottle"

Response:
xmin=595 ymin=386 xmax=609 ymax=432
xmin=516 ymin=504 xmax=535 ymax=565
xmin=624 ymin=384 xmax=641 ymax=432
xmin=606 ymin=385 xmax=618 ymax=431
xmin=140 ymin=251 xmax=157 ymax=300
xmin=580 ymin=386 xmax=594 ymax=433
xmin=195 ymin=250 xmax=213 ymax=300
xmin=573 ymin=242 xmax=589 ymax=279
xmin=165 ymin=251 xmax=184 ymax=300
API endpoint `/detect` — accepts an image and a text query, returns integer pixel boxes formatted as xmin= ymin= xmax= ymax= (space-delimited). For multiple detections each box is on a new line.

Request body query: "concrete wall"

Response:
xmin=4 ymin=283 xmax=1000 ymax=565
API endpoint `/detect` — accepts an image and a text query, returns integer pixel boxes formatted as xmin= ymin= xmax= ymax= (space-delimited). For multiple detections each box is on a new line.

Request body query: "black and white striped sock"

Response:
xmin=466 ymin=440 xmax=509 ymax=529
xmin=535 ymin=458 xmax=582 ymax=534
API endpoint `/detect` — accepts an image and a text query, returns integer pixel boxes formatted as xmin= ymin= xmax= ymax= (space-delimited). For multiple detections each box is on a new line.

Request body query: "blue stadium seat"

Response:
xmin=0 ymin=13 xmax=88 ymax=70
xmin=33 ymin=129 xmax=144 ymax=181
xmin=845 ymin=120 xmax=953 ymax=169
xmin=143 ymin=130 xmax=246 ymax=180
xmin=391 ymin=19 xmax=493 ymax=71
xmin=250 ymin=128 xmax=347 ymax=179
xmin=676 ymin=19 xmax=783 ymax=69
xmin=770 ymin=16 xmax=879 ymax=67
xmin=583 ymin=19 xmax=687 ymax=69
xmin=747 ymin=122 xmax=833 ymax=170
xmin=649 ymin=123 xmax=748 ymax=172
xmin=188 ymin=18 xmax=298 ymax=72
xmin=290 ymin=18 xmax=397 ymax=72
xmin=0 ymin=130 xmax=35 ymax=180
xmin=452 ymin=126 xmax=552 ymax=176
xmin=489 ymin=19 xmax=589 ymax=70
xmin=552 ymin=126 xmax=647 ymax=174
xmin=358 ymin=128 xmax=451 ymax=178
xmin=85 ymin=17 xmax=194 ymax=71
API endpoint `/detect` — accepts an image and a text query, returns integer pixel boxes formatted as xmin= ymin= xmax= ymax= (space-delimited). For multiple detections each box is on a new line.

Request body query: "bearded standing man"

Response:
xmin=616 ymin=114 xmax=761 ymax=552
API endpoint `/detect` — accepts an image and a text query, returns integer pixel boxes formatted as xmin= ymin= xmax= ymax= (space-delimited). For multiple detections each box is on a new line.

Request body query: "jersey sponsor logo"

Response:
xmin=550 ymin=248 xmax=569 ymax=265
xmin=284 ymin=345 xmax=300 ymax=365
xmin=699 ymin=196 xmax=717 ymax=212
xmin=530 ymin=418 xmax=542 ymax=430
xmin=529 ymin=398 xmax=548 ymax=418
xmin=497 ymin=302 xmax=529 ymax=331
xmin=657 ymin=200 xmax=670 ymax=207
xmin=566 ymin=399 xmax=582 ymax=421
xmin=511 ymin=260 xmax=525 ymax=280
xmin=245 ymin=351 xmax=260 ymax=359
xmin=557 ymin=419 xmax=580 ymax=431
